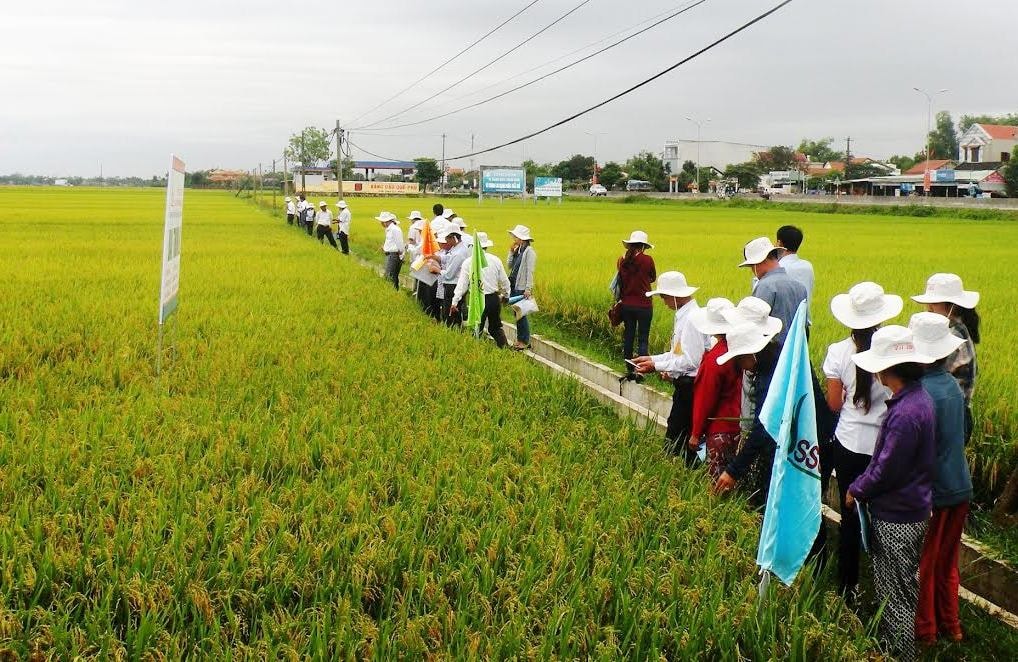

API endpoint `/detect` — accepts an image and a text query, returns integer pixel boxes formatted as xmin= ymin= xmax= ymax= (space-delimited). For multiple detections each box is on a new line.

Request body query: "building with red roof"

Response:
xmin=959 ymin=123 xmax=1018 ymax=164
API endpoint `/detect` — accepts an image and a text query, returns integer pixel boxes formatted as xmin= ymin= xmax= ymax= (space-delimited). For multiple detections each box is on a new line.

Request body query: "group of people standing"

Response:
xmin=620 ymin=224 xmax=981 ymax=661
xmin=281 ymin=198 xmax=538 ymax=351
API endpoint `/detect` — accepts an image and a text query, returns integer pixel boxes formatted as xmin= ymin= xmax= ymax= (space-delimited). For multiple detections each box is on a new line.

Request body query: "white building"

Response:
xmin=959 ymin=123 xmax=1017 ymax=164
xmin=662 ymin=140 xmax=768 ymax=175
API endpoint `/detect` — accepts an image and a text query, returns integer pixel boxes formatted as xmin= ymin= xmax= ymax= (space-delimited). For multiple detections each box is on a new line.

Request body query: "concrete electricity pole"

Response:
xmin=336 ymin=119 xmax=345 ymax=199
xmin=440 ymin=133 xmax=447 ymax=195
xmin=913 ymin=86 xmax=948 ymax=197
xmin=685 ymin=116 xmax=710 ymax=195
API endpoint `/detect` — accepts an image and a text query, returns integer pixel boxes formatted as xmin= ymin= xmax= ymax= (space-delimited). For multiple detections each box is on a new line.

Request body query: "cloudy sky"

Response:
xmin=2 ymin=0 xmax=1014 ymax=176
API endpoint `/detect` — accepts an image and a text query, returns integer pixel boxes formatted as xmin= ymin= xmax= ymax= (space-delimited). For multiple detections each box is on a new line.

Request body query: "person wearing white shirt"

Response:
xmin=335 ymin=200 xmax=351 ymax=254
xmin=633 ymin=271 xmax=709 ymax=462
xmin=296 ymin=195 xmax=310 ymax=233
xmin=376 ymin=211 xmax=404 ymax=290
xmin=824 ymin=281 xmax=901 ymax=598
xmin=451 ymin=232 xmax=510 ymax=347
xmin=314 ymin=201 xmax=339 ymax=249
xmin=285 ymin=197 xmax=296 ymax=225
xmin=776 ymin=225 xmax=815 ymax=322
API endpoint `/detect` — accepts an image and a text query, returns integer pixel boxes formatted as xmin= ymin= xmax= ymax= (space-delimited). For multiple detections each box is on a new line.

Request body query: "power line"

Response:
xmin=347 ymin=139 xmax=409 ymax=163
xmin=446 ymin=0 xmax=795 ymax=161
xmin=361 ymin=0 xmax=709 ymax=132
xmin=353 ymin=0 xmax=594 ymax=130
xmin=348 ymin=0 xmax=543 ymax=126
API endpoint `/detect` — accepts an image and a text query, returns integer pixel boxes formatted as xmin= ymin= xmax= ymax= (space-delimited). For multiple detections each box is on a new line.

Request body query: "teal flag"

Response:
xmin=755 ymin=300 xmax=821 ymax=586
xmin=465 ymin=232 xmax=487 ymax=332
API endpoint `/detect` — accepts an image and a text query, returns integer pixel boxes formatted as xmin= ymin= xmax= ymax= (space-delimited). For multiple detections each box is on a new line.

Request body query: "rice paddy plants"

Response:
xmin=1 ymin=187 xmax=883 ymax=658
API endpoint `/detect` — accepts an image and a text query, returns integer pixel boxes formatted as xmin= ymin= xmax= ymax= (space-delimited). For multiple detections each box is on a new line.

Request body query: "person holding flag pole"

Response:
xmin=450 ymin=231 xmax=510 ymax=348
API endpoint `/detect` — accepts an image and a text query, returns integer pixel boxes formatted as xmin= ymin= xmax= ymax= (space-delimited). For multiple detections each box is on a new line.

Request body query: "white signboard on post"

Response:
xmin=534 ymin=176 xmax=563 ymax=198
xmin=159 ymin=155 xmax=185 ymax=324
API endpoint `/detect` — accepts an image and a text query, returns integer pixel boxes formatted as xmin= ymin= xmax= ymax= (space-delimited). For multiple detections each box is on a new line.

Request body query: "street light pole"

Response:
xmin=913 ymin=86 xmax=948 ymax=197
xmin=685 ymin=116 xmax=710 ymax=195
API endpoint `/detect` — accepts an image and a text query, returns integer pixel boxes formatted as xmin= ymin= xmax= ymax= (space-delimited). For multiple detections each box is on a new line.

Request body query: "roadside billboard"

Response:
xmin=159 ymin=154 xmax=185 ymax=324
xmin=480 ymin=167 xmax=525 ymax=195
xmin=534 ymin=176 xmax=563 ymax=197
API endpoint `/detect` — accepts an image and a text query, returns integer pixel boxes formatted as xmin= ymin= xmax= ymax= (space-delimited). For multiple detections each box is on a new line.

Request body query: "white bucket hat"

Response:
xmin=738 ymin=237 xmax=778 ymax=267
xmin=909 ymin=312 xmax=964 ymax=361
xmin=851 ymin=325 xmax=935 ymax=373
xmin=689 ymin=297 xmax=736 ymax=335
xmin=508 ymin=224 xmax=533 ymax=241
xmin=830 ymin=282 xmax=903 ymax=330
xmin=336 ymin=200 xmax=348 ymax=208
xmin=407 ymin=210 xmax=423 ymax=220
xmin=285 ymin=196 xmax=291 ymax=202
xmin=721 ymin=297 xmax=783 ymax=336
xmin=716 ymin=322 xmax=778 ymax=365
xmin=318 ymin=200 xmax=328 ymax=207
xmin=375 ymin=211 xmax=397 ymax=224
xmin=442 ymin=209 xmax=456 ymax=219
xmin=645 ymin=271 xmax=697 ymax=298
xmin=476 ymin=231 xmax=494 ymax=248
xmin=622 ymin=230 xmax=654 ymax=249
xmin=454 ymin=217 xmax=468 ymax=229
xmin=911 ymin=273 xmax=980 ymax=309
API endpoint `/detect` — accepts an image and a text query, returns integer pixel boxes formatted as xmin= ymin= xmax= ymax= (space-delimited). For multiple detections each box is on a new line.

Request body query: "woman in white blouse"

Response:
xmin=823 ymin=281 xmax=903 ymax=600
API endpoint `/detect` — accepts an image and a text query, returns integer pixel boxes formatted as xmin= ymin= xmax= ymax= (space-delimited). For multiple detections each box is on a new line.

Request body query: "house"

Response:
xmin=959 ymin=123 xmax=1018 ymax=164
xmin=903 ymin=159 xmax=955 ymax=175
xmin=662 ymin=139 xmax=768 ymax=175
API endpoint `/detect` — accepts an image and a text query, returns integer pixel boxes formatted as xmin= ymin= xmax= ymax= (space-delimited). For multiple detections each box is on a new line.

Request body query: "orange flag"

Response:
xmin=421 ymin=219 xmax=438 ymax=258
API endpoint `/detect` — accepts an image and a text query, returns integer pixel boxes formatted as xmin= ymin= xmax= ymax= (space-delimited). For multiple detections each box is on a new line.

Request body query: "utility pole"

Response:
xmin=257 ymin=163 xmax=262 ymax=204
xmin=272 ymin=159 xmax=277 ymax=211
xmin=913 ymin=87 xmax=948 ymax=198
xmin=685 ymin=117 xmax=710 ymax=195
xmin=843 ymin=136 xmax=852 ymax=194
xmin=335 ymin=119 xmax=344 ymax=199
xmin=441 ymin=133 xmax=447 ymax=195
xmin=282 ymin=154 xmax=289 ymax=198
xmin=469 ymin=132 xmax=475 ymax=187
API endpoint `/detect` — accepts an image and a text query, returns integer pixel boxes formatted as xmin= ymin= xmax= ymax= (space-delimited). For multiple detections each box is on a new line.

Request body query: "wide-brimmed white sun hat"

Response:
xmin=477 ymin=231 xmax=494 ymax=248
xmin=375 ymin=211 xmax=397 ymax=224
xmin=738 ymin=236 xmax=778 ymax=267
xmin=645 ymin=271 xmax=697 ymax=298
xmin=831 ymin=281 xmax=903 ymax=330
xmin=689 ymin=297 xmax=736 ymax=335
xmin=622 ymin=230 xmax=654 ymax=249
xmin=716 ymin=322 xmax=778 ymax=365
xmin=721 ymin=296 xmax=783 ymax=336
xmin=851 ymin=325 xmax=935 ymax=373
xmin=285 ymin=196 xmax=291 ymax=202
xmin=508 ymin=224 xmax=533 ymax=241
xmin=909 ymin=312 xmax=964 ymax=361
xmin=407 ymin=210 xmax=423 ymax=220
xmin=442 ymin=209 xmax=456 ymax=219
xmin=318 ymin=200 xmax=328 ymax=207
xmin=336 ymin=200 xmax=348 ymax=208
xmin=454 ymin=217 xmax=468 ymax=229
xmin=911 ymin=273 xmax=980 ymax=309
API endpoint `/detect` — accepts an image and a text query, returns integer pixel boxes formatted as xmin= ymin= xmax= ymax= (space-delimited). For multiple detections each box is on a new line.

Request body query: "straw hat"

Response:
xmin=911 ymin=273 xmax=980 ymax=308
xmin=508 ymin=224 xmax=533 ymax=241
xmin=851 ymin=325 xmax=935 ymax=373
xmin=909 ymin=312 xmax=964 ymax=361
xmin=830 ymin=282 xmax=903 ymax=330
xmin=689 ymin=297 xmax=736 ymax=335
xmin=721 ymin=296 xmax=783 ymax=336
xmin=623 ymin=230 xmax=654 ymax=249
xmin=645 ymin=271 xmax=697 ymax=298
xmin=716 ymin=322 xmax=778 ymax=365
xmin=738 ymin=237 xmax=778 ymax=267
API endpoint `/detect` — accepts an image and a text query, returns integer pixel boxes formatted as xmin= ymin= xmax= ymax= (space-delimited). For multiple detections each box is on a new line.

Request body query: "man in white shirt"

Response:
xmin=335 ymin=200 xmax=351 ymax=254
xmin=450 ymin=231 xmax=511 ymax=347
xmin=633 ymin=271 xmax=709 ymax=463
xmin=296 ymin=195 xmax=310 ymax=232
xmin=776 ymin=225 xmax=814 ymax=322
xmin=376 ymin=211 xmax=404 ymax=290
xmin=314 ymin=201 xmax=339 ymax=249
xmin=285 ymin=197 xmax=295 ymax=225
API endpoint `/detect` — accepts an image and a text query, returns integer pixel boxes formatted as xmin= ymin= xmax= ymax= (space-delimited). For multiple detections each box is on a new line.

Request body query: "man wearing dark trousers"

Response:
xmin=436 ymin=226 xmax=468 ymax=327
xmin=335 ymin=200 xmax=351 ymax=254
xmin=314 ymin=201 xmax=339 ymax=249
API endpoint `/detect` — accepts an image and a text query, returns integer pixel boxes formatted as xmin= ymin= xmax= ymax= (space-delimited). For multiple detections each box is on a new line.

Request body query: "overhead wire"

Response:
xmin=348 ymin=0 xmax=543 ymax=126
xmin=359 ymin=0 xmax=708 ymax=132
xmin=352 ymin=0 xmax=594 ymax=130
xmin=445 ymin=0 xmax=795 ymax=161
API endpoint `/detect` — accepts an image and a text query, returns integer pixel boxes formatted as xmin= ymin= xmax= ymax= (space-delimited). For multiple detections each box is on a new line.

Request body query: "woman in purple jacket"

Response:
xmin=846 ymin=325 xmax=936 ymax=662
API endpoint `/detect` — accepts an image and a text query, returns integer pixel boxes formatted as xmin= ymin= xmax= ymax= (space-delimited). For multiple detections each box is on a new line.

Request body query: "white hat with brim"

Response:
xmin=689 ymin=297 xmax=736 ymax=335
xmin=319 ymin=201 xmax=328 ymax=207
xmin=738 ymin=236 xmax=778 ymax=267
xmin=911 ymin=273 xmax=980 ymax=308
xmin=716 ymin=322 xmax=778 ymax=365
xmin=407 ymin=210 xmax=423 ymax=220
xmin=623 ymin=230 xmax=654 ymax=249
xmin=477 ymin=231 xmax=494 ymax=248
xmin=508 ymin=224 xmax=533 ymax=241
xmin=336 ymin=200 xmax=348 ymax=208
xmin=831 ymin=282 xmax=903 ymax=330
xmin=852 ymin=325 xmax=936 ymax=373
xmin=455 ymin=218 xmax=468 ymax=228
xmin=375 ymin=211 xmax=397 ymax=224
xmin=645 ymin=271 xmax=697 ymax=298
xmin=721 ymin=296 xmax=783 ymax=336
xmin=909 ymin=312 xmax=965 ymax=361
xmin=442 ymin=209 xmax=456 ymax=219
xmin=285 ymin=197 xmax=291 ymax=202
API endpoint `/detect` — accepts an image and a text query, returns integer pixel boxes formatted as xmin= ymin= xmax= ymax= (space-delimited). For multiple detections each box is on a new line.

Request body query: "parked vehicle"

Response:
xmin=589 ymin=184 xmax=607 ymax=196
xmin=625 ymin=180 xmax=653 ymax=192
